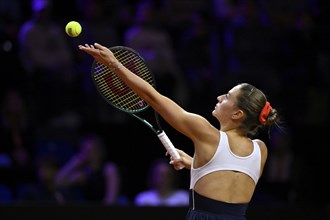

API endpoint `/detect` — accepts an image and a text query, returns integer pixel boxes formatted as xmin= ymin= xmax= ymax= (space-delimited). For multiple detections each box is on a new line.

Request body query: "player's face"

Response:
xmin=212 ymin=85 xmax=241 ymax=124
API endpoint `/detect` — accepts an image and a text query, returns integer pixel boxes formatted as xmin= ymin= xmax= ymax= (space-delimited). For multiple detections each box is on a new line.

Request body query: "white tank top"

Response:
xmin=190 ymin=131 xmax=261 ymax=189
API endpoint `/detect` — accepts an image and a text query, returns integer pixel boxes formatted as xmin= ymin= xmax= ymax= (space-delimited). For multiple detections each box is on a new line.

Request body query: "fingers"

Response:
xmin=93 ymin=43 xmax=109 ymax=53
xmin=78 ymin=44 xmax=91 ymax=50
xmin=169 ymin=160 xmax=181 ymax=170
xmin=78 ymin=43 xmax=98 ymax=50
xmin=94 ymin=43 xmax=102 ymax=49
xmin=78 ymin=45 xmax=85 ymax=50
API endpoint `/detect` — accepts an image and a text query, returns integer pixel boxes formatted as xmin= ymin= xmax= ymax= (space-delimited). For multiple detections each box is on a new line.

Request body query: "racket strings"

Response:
xmin=92 ymin=47 xmax=155 ymax=112
xmin=115 ymin=50 xmax=153 ymax=84
xmin=94 ymin=64 xmax=141 ymax=111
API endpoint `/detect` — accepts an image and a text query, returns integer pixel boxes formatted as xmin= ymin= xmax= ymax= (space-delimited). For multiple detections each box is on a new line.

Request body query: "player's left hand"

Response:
xmin=78 ymin=43 xmax=118 ymax=67
xmin=166 ymin=148 xmax=192 ymax=170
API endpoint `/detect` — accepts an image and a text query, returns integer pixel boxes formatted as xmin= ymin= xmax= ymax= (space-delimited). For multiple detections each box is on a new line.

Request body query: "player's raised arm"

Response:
xmin=78 ymin=43 xmax=215 ymax=142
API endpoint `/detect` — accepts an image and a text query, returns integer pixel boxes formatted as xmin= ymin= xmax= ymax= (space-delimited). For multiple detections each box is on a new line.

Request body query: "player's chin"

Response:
xmin=212 ymin=110 xmax=217 ymax=117
xmin=211 ymin=111 xmax=220 ymax=121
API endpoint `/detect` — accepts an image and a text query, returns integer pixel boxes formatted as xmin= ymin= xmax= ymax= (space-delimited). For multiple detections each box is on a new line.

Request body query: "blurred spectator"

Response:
xmin=17 ymin=0 xmax=76 ymax=124
xmin=55 ymin=134 xmax=129 ymax=205
xmin=0 ymin=88 xmax=36 ymax=198
xmin=16 ymin=153 xmax=78 ymax=204
xmin=134 ymin=158 xmax=189 ymax=206
xmin=18 ymin=0 xmax=74 ymax=75
xmin=123 ymin=1 xmax=189 ymax=107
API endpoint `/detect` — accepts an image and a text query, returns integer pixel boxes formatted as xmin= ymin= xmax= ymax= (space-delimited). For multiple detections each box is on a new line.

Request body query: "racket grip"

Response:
xmin=157 ymin=131 xmax=185 ymax=170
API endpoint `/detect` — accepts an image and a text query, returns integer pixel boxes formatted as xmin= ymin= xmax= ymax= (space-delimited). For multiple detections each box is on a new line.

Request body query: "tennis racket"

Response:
xmin=91 ymin=46 xmax=184 ymax=169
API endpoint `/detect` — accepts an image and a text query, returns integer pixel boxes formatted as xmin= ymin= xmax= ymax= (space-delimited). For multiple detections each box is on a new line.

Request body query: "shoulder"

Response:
xmin=253 ymin=139 xmax=268 ymax=168
xmin=253 ymin=139 xmax=267 ymax=153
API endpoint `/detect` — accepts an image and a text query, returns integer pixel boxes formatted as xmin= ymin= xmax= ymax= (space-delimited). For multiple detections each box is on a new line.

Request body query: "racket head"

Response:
xmin=91 ymin=46 xmax=156 ymax=114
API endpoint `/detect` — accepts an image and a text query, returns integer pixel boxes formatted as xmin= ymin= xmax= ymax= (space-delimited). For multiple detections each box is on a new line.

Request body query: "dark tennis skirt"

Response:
xmin=186 ymin=190 xmax=248 ymax=220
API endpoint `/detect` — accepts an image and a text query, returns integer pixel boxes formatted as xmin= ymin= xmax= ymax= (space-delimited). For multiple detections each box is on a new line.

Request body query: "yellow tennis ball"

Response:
xmin=65 ymin=21 xmax=82 ymax=37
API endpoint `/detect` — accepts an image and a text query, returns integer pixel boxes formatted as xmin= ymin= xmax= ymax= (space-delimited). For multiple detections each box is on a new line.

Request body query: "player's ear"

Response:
xmin=232 ymin=109 xmax=244 ymax=120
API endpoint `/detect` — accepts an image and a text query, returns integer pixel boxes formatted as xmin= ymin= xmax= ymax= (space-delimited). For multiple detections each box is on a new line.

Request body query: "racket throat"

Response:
xmin=131 ymin=114 xmax=158 ymax=134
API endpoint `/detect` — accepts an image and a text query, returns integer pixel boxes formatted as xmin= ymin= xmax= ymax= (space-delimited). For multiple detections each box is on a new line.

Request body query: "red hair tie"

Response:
xmin=259 ymin=101 xmax=272 ymax=125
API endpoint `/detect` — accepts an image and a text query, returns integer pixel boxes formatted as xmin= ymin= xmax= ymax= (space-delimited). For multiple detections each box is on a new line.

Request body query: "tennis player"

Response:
xmin=79 ymin=43 xmax=281 ymax=220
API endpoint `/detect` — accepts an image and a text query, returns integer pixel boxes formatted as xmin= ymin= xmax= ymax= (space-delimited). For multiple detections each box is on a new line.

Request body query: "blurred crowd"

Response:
xmin=1 ymin=0 xmax=329 ymax=207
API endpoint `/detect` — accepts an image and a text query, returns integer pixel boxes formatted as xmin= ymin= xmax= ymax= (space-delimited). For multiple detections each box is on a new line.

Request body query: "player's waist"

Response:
xmin=189 ymin=189 xmax=248 ymax=216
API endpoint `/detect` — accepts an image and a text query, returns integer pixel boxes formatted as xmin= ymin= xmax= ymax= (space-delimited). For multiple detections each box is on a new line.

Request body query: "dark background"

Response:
xmin=1 ymin=0 xmax=330 ymax=219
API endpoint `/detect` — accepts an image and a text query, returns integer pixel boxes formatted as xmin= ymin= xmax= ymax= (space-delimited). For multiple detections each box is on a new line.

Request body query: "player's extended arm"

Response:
xmin=78 ymin=43 xmax=215 ymax=141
